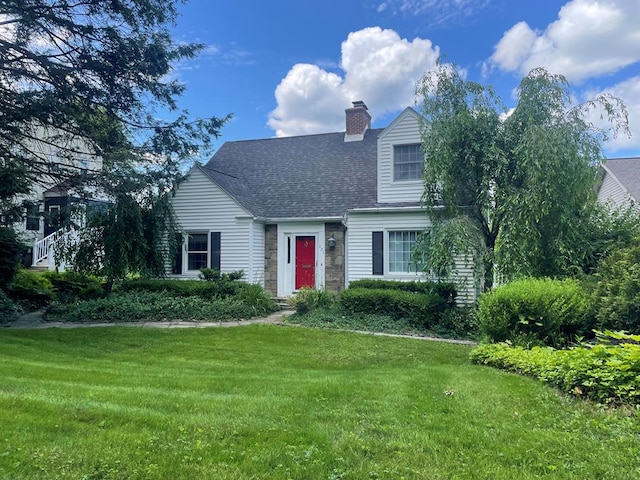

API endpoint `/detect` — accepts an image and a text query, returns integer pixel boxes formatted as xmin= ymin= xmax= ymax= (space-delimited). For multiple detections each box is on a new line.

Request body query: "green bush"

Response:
xmin=0 ymin=289 xmax=20 ymax=323
xmin=348 ymin=279 xmax=457 ymax=304
xmin=48 ymin=289 xmax=277 ymax=323
xmin=0 ymin=227 xmax=23 ymax=289
xmin=592 ymin=242 xmax=640 ymax=333
xmin=41 ymin=271 xmax=104 ymax=302
xmin=234 ymin=283 xmax=279 ymax=316
xmin=340 ymin=288 xmax=447 ymax=329
xmin=118 ymin=278 xmax=241 ymax=299
xmin=470 ymin=331 xmax=640 ymax=406
xmin=199 ymin=268 xmax=244 ymax=282
xmin=477 ymin=278 xmax=594 ymax=348
xmin=7 ymin=269 xmax=54 ymax=310
xmin=287 ymin=287 xmax=335 ymax=313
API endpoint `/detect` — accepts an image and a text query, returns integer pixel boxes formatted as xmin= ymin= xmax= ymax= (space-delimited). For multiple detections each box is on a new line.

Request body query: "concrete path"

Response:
xmin=3 ymin=309 xmax=476 ymax=345
xmin=2 ymin=310 xmax=294 ymax=330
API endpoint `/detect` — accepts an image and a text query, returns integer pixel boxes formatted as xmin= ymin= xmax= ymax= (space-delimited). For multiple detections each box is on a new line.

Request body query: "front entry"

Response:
xmin=295 ymin=236 xmax=315 ymax=289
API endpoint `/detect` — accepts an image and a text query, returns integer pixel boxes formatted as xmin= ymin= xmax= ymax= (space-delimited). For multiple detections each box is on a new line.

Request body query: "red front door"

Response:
xmin=295 ymin=236 xmax=315 ymax=290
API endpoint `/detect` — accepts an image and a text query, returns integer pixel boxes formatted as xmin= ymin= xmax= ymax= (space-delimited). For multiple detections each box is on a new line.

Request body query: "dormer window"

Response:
xmin=393 ymin=144 xmax=423 ymax=181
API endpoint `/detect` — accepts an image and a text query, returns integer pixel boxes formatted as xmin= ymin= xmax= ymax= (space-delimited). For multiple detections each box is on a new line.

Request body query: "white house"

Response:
xmin=9 ymin=127 xmax=103 ymax=268
xmin=597 ymin=157 xmax=640 ymax=210
xmin=170 ymin=102 xmax=476 ymax=301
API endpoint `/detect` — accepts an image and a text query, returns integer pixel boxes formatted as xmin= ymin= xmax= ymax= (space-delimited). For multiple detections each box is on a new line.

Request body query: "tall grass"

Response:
xmin=0 ymin=326 xmax=638 ymax=479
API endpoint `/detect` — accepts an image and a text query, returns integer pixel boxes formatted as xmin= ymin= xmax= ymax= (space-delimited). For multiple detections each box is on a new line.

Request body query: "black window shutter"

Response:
xmin=172 ymin=233 xmax=183 ymax=274
xmin=210 ymin=232 xmax=221 ymax=271
xmin=372 ymin=231 xmax=384 ymax=275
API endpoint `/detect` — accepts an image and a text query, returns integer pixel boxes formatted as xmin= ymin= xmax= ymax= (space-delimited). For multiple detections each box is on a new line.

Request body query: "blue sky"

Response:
xmin=170 ymin=0 xmax=640 ymax=158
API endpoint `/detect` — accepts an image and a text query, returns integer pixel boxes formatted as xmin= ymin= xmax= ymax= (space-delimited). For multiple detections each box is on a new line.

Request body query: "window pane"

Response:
xmin=26 ymin=203 xmax=39 ymax=231
xmin=188 ymin=234 xmax=208 ymax=252
xmin=187 ymin=233 xmax=208 ymax=270
xmin=393 ymin=144 xmax=423 ymax=181
xmin=188 ymin=253 xmax=208 ymax=271
xmin=388 ymin=231 xmax=420 ymax=273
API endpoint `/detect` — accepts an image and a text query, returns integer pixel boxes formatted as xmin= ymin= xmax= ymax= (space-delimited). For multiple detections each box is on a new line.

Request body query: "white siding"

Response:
xmin=170 ymin=166 xmax=255 ymax=280
xmin=377 ymin=108 xmax=425 ymax=204
xmin=598 ymin=171 xmax=633 ymax=210
xmin=345 ymin=210 xmax=476 ymax=303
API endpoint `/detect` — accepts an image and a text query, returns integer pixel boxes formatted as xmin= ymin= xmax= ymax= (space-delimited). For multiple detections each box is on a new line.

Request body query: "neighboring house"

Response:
xmin=8 ymin=128 xmax=103 ymax=269
xmin=170 ymin=101 xmax=476 ymax=301
xmin=597 ymin=157 xmax=640 ymax=210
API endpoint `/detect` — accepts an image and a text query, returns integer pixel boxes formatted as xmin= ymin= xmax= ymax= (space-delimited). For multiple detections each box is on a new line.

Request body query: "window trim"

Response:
xmin=392 ymin=143 xmax=423 ymax=182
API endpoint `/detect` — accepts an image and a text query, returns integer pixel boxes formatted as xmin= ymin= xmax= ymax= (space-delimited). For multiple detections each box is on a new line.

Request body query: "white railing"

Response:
xmin=32 ymin=229 xmax=75 ymax=269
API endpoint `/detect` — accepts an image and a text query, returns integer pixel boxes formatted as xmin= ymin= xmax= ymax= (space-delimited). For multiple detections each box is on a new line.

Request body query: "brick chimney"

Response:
xmin=344 ymin=101 xmax=371 ymax=142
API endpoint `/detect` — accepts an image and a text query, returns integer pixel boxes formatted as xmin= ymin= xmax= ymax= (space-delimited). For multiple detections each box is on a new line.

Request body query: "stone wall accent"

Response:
xmin=325 ymin=222 xmax=346 ymax=293
xmin=264 ymin=224 xmax=278 ymax=296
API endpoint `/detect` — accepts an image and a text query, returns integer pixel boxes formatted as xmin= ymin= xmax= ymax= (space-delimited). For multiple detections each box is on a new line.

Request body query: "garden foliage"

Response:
xmin=592 ymin=241 xmax=640 ymax=333
xmin=7 ymin=269 xmax=54 ymax=310
xmin=287 ymin=287 xmax=335 ymax=314
xmin=340 ymin=288 xmax=448 ymax=329
xmin=477 ymin=277 xmax=594 ymax=347
xmin=48 ymin=288 xmax=277 ymax=323
xmin=470 ymin=331 xmax=640 ymax=406
xmin=347 ymin=279 xmax=457 ymax=303
xmin=118 ymin=272 xmax=246 ymax=299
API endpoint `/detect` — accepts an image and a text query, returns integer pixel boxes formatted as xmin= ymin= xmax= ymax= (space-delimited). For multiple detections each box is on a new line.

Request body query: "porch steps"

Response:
xmin=273 ymin=297 xmax=293 ymax=311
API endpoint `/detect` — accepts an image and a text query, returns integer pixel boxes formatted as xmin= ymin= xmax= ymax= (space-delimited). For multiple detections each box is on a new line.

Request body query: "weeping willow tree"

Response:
xmin=414 ymin=63 xmax=629 ymax=291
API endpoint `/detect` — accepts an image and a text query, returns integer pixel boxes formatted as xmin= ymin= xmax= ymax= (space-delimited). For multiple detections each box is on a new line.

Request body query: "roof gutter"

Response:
xmin=259 ymin=216 xmax=344 ymax=224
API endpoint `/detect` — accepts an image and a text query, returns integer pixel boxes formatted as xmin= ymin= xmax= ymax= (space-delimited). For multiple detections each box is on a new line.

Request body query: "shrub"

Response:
xmin=118 ymin=278 xmax=241 ymax=299
xmin=48 ymin=288 xmax=277 ymax=323
xmin=470 ymin=331 xmax=640 ymax=406
xmin=0 ymin=289 xmax=20 ymax=323
xmin=235 ymin=283 xmax=279 ymax=316
xmin=347 ymin=279 xmax=457 ymax=304
xmin=199 ymin=268 xmax=244 ymax=282
xmin=287 ymin=287 xmax=335 ymax=313
xmin=7 ymin=269 xmax=54 ymax=310
xmin=41 ymin=271 xmax=104 ymax=302
xmin=592 ymin=242 xmax=640 ymax=333
xmin=434 ymin=307 xmax=479 ymax=338
xmin=477 ymin=278 xmax=594 ymax=348
xmin=340 ymin=288 xmax=447 ymax=329
xmin=0 ymin=227 xmax=23 ymax=289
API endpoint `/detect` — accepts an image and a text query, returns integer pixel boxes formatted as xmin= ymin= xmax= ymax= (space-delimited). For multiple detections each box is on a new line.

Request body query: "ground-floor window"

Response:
xmin=187 ymin=233 xmax=208 ymax=270
xmin=25 ymin=202 xmax=40 ymax=231
xmin=388 ymin=230 xmax=421 ymax=273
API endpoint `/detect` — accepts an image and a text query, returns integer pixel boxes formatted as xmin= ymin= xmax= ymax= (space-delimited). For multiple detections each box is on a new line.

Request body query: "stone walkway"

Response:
xmin=2 ymin=310 xmax=294 ymax=330
xmin=3 ymin=309 xmax=476 ymax=345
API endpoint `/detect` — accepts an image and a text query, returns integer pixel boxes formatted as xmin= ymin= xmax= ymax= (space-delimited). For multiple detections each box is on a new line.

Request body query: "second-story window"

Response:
xmin=393 ymin=144 xmax=423 ymax=181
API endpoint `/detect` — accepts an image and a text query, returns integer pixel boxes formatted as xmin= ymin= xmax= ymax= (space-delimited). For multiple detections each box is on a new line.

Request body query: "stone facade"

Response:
xmin=324 ymin=222 xmax=346 ymax=293
xmin=264 ymin=224 xmax=278 ymax=296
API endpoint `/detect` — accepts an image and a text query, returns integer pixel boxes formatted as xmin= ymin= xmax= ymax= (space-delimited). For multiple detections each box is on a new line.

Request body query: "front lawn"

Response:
xmin=0 ymin=326 xmax=638 ymax=479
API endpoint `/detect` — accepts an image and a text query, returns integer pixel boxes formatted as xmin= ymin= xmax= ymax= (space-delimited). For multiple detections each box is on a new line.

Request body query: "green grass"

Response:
xmin=0 ymin=326 xmax=638 ymax=479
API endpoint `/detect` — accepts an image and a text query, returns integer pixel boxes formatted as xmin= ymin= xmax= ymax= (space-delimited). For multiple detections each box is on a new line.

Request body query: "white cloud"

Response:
xmin=584 ymin=76 xmax=640 ymax=153
xmin=376 ymin=0 xmax=490 ymax=26
xmin=487 ymin=0 xmax=640 ymax=82
xmin=268 ymin=27 xmax=439 ymax=137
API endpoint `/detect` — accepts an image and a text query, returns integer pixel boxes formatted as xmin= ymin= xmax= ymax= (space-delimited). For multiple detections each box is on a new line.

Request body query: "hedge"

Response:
xmin=470 ymin=331 xmax=640 ymax=406
xmin=340 ymin=288 xmax=447 ymax=329
xmin=347 ymin=278 xmax=457 ymax=303
xmin=477 ymin=278 xmax=594 ymax=348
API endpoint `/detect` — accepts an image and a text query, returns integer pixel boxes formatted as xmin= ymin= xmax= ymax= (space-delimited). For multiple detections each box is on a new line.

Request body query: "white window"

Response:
xmin=187 ymin=233 xmax=208 ymax=270
xmin=388 ymin=231 xmax=421 ymax=273
xmin=393 ymin=144 xmax=423 ymax=181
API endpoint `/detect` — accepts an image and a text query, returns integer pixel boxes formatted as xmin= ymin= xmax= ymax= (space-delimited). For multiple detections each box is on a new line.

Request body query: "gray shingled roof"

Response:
xmin=604 ymin=157 xmax=640 ymax=202
xmin=201 ymin=128 xmax=383 ymax=218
